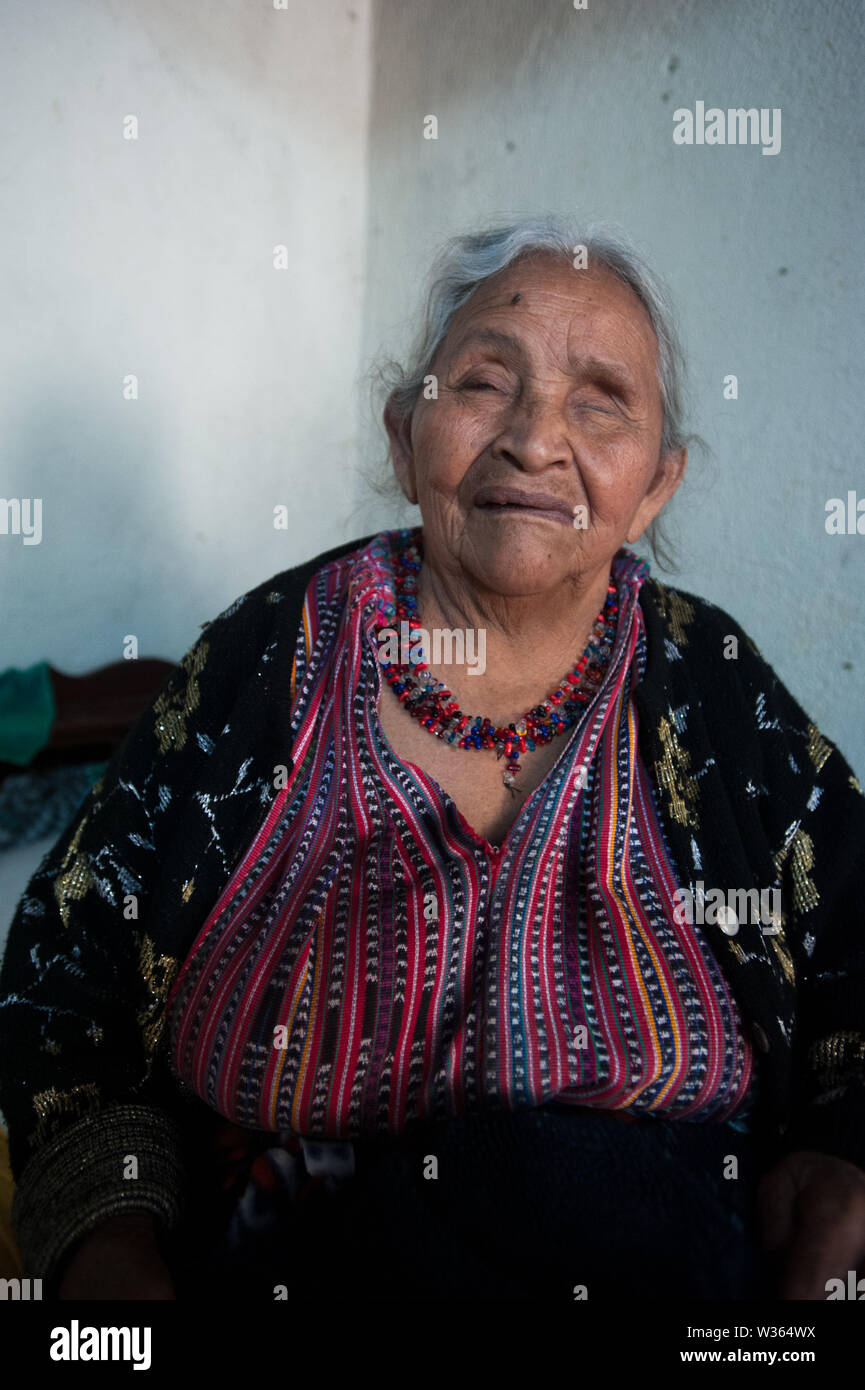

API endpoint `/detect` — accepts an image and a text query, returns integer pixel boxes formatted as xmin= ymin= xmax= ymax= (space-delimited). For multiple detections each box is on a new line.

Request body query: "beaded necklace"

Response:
xmin=375 ymin=531 xmax=620 ymax=793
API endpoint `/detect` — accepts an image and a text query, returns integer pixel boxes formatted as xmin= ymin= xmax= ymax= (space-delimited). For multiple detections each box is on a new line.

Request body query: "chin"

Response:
xmin=467 ymin=533 xmax=574 ymax=594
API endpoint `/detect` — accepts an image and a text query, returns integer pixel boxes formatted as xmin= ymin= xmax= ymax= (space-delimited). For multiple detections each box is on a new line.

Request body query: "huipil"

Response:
xmin=164 ymin=531 xmax=753 ymax=1137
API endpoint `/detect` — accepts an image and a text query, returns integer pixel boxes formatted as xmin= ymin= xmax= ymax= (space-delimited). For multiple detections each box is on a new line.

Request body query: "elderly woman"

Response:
xmin=1 ymin=216 xmax=864 ymax=1304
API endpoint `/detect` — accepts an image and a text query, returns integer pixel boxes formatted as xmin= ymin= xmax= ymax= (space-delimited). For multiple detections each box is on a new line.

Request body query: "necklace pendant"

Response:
xmin=503 ymin=756 xmax=522 ymax=789
xmin=502 ymin=769 xmax=524 ymax=798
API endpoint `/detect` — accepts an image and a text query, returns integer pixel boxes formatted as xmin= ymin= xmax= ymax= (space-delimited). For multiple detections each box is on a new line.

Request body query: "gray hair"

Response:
xmin=370 ymin=214 xmax=700 ymax=570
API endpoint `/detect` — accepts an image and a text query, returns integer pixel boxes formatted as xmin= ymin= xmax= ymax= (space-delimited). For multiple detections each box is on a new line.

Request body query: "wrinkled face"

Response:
xmin=386 ymin=252 xmax=686 ymax=598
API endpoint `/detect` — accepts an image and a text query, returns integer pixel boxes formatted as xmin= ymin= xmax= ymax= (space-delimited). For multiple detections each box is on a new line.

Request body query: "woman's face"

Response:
xmin=386 ymin=252 xmax=687 ymax=599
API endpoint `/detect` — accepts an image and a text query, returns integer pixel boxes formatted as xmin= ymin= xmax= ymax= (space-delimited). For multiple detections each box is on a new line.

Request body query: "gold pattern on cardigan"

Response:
xmin=181 ymin=879 xmax=195 ymax=903
xmin=30 ymin=1082 xmax=101 ymax=1150
xmin=653 ymin=584 xmax=695 ymax=647
xmin=773 ymin=826 xmax=819 ymax=919
xmin=789 ymin=829 xmax=820 ymax=917
xmin=654 ymin=714 xmax=700 ymax=828
xmin=769 ymin=923 xmax=796 ymax=987
xmin=724 ymin=936 xmax=746 ymax=966
xmin=53 ymin=818 xmax=94 ymax=929
xmin=809 ymin=1031 xmax=865 ymax=1095
xmin=850 ymin=773 xmax=863 ymax=796
xmin=806 ymin=723 xmax=832 ymax=774
xmin=763 ymin=880 xmax=796 ymax=987
xmin=137 ymin=935 xmax=179 ymax=1063
xmin=153 ymin=641 xmax=209 ymax=754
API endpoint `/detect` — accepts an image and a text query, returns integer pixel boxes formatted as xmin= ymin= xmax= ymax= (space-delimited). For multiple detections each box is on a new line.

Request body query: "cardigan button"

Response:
xmin=752 ymin=1024 xmax=770 ymax=1053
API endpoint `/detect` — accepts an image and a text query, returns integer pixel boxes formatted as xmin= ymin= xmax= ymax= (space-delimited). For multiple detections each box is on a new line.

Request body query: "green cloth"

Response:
xmin=0 ymin=663 xmax=56 ymax=765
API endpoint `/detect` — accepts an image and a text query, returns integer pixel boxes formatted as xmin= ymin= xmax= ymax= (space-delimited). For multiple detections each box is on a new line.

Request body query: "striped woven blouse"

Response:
xmin=166 ymin=527 xmax=753 ymax=1138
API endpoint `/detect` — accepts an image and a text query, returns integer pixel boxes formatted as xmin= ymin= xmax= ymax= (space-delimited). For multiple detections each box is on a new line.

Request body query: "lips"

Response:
xmin=473 ymin=485 xmax=575 ymax=522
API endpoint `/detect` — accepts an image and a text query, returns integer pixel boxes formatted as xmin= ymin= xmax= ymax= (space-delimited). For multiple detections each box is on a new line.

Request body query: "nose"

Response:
xmin=489 ymin=393 xmax=571 ymax=472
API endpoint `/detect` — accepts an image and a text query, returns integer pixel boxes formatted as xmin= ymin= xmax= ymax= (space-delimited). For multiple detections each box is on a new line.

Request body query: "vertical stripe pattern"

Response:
xmin=167 ymin=528 xmax=753 ymax=1138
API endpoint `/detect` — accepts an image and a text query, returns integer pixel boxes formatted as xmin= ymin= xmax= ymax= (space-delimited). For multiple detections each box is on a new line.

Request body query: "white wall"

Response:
xmin=355 ymin=0 xmax=865 ymax=778
xmin=1 ymin=0 xmax=372 ymax=670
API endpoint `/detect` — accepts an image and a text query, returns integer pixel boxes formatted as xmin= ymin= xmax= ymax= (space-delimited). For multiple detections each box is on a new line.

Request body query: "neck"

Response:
xmin=413 ymin=554 xmax=617 ymax=726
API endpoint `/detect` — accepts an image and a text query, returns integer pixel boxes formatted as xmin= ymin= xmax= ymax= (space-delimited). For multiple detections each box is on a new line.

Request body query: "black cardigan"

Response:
xmin=2 ymin=532 xmax=864 ymax=1280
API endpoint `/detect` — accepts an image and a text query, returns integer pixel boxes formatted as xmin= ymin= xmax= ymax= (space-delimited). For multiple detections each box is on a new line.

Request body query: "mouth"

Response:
xmin=473 ymin=486 xmax=575 ymax=526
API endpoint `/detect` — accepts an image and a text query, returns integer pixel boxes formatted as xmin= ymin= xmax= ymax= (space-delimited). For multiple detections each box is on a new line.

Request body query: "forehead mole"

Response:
xmin=510 ymin=292 xmax=522 ymax=304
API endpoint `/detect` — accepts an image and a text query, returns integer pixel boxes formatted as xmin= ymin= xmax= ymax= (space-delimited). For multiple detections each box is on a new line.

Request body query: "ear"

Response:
xmin=384 ymin=396 xmax=418 ymax=505
xmin=625 ymin=446 xmax=687 ymax=544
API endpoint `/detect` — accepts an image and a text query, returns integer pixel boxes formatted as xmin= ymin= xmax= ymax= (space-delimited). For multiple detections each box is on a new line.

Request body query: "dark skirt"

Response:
xmin=167 ymin=1102 xmax=772 ymax=1301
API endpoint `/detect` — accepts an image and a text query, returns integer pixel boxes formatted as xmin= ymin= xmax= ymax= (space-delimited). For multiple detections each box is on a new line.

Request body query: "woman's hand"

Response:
xmin=56 ymin=1212 xmax=176 ymax=1300
xmin=758 ymin=1149 xmax=865 ymax=1299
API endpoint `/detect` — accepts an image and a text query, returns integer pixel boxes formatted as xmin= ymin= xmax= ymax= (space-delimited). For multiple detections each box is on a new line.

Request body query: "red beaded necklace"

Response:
xmin=375 ymin=531 xmax=619 ymax=793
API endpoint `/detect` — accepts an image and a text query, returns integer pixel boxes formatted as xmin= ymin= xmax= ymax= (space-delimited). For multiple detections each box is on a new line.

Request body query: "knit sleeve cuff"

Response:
xmin=11 ymin=1103 xmax=187 ymax=1281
